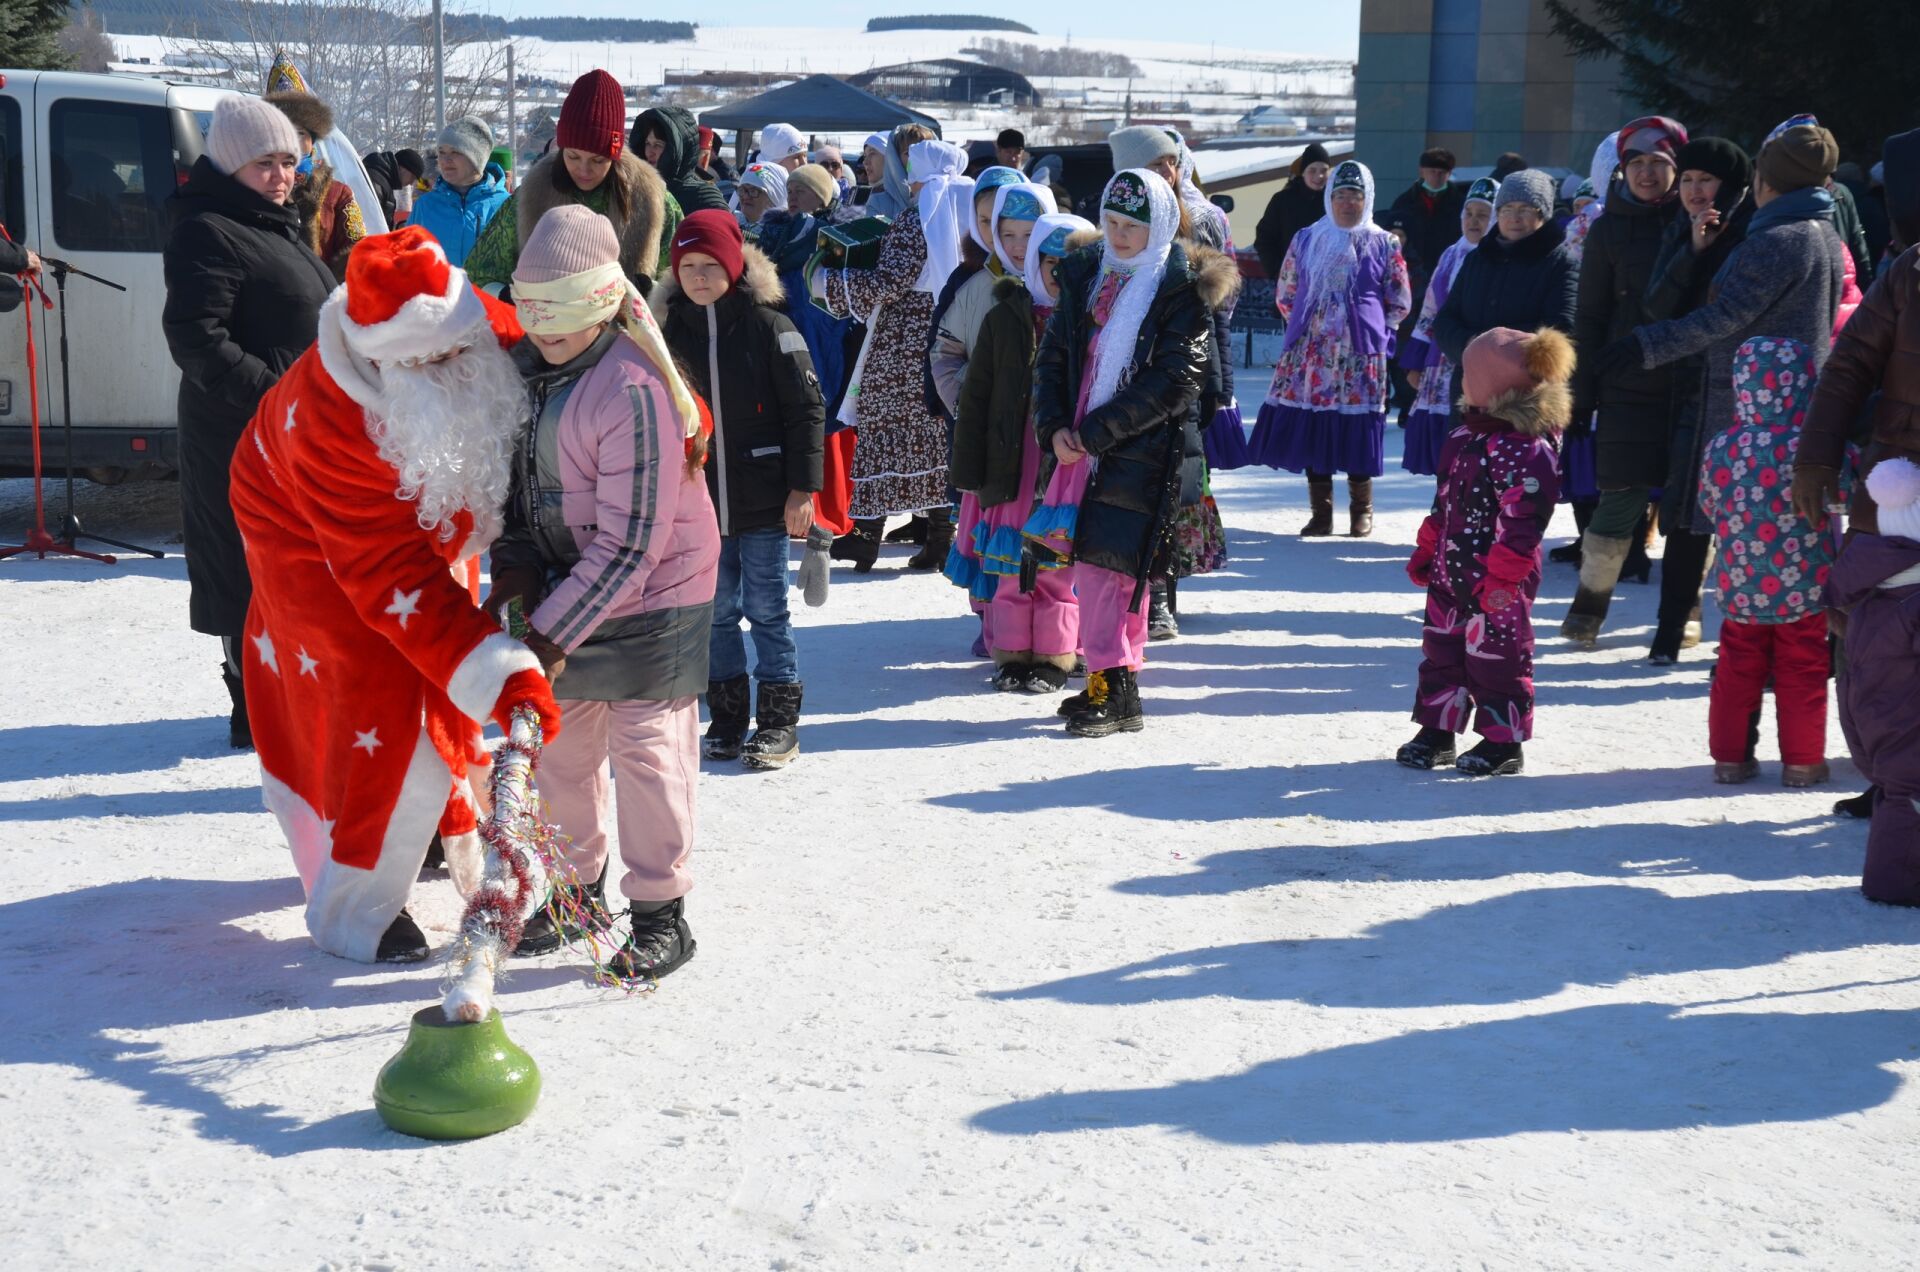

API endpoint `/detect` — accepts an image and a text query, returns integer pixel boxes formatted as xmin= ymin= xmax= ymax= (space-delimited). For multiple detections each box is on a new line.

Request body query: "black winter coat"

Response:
xmin=1573 ymin=185 xmax=1683 ymax=489
xmin=1255 ymin=179 xmax=1323 ymax=279
xmin=657 ymin=244 xmax=824 ymax=537
xmin=1432 ymin=219 xmax=1578 ymax=365
xmin=361 ymin=151 xmax=406 ymax=227
xmin=1034 ymin=242 xmax=1212 ymax=585
xmin=162 ymin=156 xmax=335 ymax=636
xmin=633 ymin=106 xmax=730 ymax=216
xmin=1382 ymin=180 xmax=1466 ymax=286
xmin=953 ymin=277 xmax=1036 ymax=507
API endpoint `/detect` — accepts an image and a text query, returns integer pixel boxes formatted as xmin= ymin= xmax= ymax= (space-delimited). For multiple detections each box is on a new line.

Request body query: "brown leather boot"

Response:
xmin=1348 ymin=476 xmax=1374 ymax=538
xmin=1300 ymin=474 xmax=1335 ymax=536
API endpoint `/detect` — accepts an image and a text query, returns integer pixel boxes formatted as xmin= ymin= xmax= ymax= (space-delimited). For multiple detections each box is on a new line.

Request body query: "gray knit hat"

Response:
xmin=1108 ymin=125 xmax=1178 ymax=173
xmin=438 ymin=115 xmax=493 ymax=175
xmin=206 ymin=94 xmax=301 ymax=177
xmin=513 ymin=204 xmax=618 ymax=285
xmin=1495 ymin=168 xmax=1557 ymax=221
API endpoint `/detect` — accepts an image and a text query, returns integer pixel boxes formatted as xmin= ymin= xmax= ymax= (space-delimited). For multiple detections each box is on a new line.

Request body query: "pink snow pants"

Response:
xmin=1076 ymin=563 xmax=1148 ymax=672
xmin=988 ymin=567 xmax=1079 ymax=658
xmin=537 ymin=695 xmax=698 ymax=902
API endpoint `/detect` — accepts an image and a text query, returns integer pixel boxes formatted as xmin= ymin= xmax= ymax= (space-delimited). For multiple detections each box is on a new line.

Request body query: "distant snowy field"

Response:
xmin=4 ymin=448 xmax=1918 ymax=1268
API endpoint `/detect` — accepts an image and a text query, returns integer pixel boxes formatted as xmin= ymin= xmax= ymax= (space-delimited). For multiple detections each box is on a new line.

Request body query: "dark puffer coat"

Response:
xmin=1033 ymin=241 xmax=1221 ymax=584
xmin=1573 ymin=183 xmax=1683 ymax=489
xmin=952 ymin=275 xmax=1037 ymax=507
xmin=632 ymin=105 xmax=730 ymax=216
xmin=162 ymin=156 xmax=336 ymax=636
xmin=656 ymin=243 xmax=825 ymax=537
xmin=1431 ymin=219 xmax=1578 ymax=365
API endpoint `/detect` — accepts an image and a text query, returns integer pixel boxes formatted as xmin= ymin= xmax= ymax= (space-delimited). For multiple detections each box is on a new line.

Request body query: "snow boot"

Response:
xmin=1455 ymin=739 xmax=1524 ymax=776
xmin=1148 ymin=580 xmax=1179 ymax=641
xmin=831 ymin=518 xmax=882 ymax=573
xmin=993 ymin=659 xmax=1033 ymax=692
xmin=1714 ymin=760 xmax=1759 ymax=784
xmin=1066 ymin=667 xmax=1145 ymax=737
xmin=904 ymin=507 xmax=955 ymax=571
xmin=885 ymin=515 xmax=929 ymax=545
xmin=376 ymin=909 xmax=430 ymax=963
xmin=741 ymin=680 xmax=802 ymax=769
xmin=1300 ymin=474 xmax=1335 ymax=537
xmin=1348 ymin=476 xmax=1375 ymax=538
xmin=1023 ymin=657 xmax=1072 ymax=695
xmin=1396 ymin=727 xmax=1457 ymax=770
xmin=1560 ymin=532 xmax=1632 ymax=648
xmin=1835 ymin=787 xmax=1878 ymax=819
xmin=703 ymin=674 xmax=751 ymax=761
xmin=512 ymin=870 xmax=611 ymax=957
xmin=1782 ymin=762 xmax=1831 ymax=789
xmin=222 ymin=664 xmax=252 ymax=749
xmin=609 ymin=897 xmax=696 ymax=981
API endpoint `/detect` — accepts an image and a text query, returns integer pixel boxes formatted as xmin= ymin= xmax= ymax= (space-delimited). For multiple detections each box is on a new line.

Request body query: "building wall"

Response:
xmin=1355 ymin=0 xmax=1643 ymax=192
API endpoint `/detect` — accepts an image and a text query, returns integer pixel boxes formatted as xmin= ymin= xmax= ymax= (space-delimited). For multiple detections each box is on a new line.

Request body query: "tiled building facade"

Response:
xmin=1355 ymin=0 xmax=1643 ymax=191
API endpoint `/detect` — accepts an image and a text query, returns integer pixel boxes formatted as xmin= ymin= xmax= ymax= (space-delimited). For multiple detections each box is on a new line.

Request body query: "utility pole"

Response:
xmin=432 ymin=0 xmax=446 ymax=136
xmin=506 ymin=43 xmax=517 ymax=186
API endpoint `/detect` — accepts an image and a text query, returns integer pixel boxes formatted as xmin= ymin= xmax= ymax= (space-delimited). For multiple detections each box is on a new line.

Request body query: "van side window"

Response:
xmin=50 ymin=99 xmax=180 ymax=253
xmin=0 ymin=96 xmax=24 ymax=242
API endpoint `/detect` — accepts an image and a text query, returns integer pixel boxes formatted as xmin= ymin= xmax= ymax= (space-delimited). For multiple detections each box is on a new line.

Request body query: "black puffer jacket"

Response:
xmin=1033 ymin=241 xmax=1214 ymax=585
xmin=162 ymin=156 xmax=336 ymax=636
xmin=656 ymin=243 xmax=824 ymax=536
xmin=1573 ymin=183 xmax=1683 ymax=488
xmin=1431 ymin=219 xmax=1578 ymax=365
xmin=1382 ymin=179 xmax=1466 ymax=287
xmin=633 ymin=106 xmax=730 ymax=216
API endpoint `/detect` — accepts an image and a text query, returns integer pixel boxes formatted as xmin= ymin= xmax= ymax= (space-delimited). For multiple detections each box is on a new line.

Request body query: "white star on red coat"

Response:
xmin=251 ymin=632 xmax=278 ymax=674
xmin=385 ymin=588 xmax=422 ymax=629
xmin=295 ymin=647 xmax=319 ymax=677
xmin=284 ymin=401 xmax=299 ymax=432
xmin=352 ymin=728 xmax=381 ymax=754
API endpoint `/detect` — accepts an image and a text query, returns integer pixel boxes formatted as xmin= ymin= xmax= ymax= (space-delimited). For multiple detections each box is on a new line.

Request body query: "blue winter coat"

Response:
xmin=410 ymin=165 xmax=510 ymax=267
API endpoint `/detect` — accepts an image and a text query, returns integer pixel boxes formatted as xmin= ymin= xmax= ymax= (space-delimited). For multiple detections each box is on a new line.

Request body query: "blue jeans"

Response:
xmin=709 ymin=527 xmax=799 ymax=685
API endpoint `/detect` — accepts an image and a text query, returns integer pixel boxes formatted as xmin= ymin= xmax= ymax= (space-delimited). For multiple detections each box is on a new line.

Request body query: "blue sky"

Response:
xmin=491 ymin=3 xmax=1363 ymax=58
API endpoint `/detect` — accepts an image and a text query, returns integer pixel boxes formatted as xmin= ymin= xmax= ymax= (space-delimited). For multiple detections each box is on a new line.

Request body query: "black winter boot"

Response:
xmin=885 ymin=515 xmax=929 ymax=545
xmin=1396 ymin=727 xmax=1457 ymax=770
xmin=1066 ymin=667 xmax=1145 ymax=737
xmin=1835 ymin=787 xmax=1878 ymax=819
xmin=992 ymin=659 xmax=1033 ymax=692
xmin=512 ymin=869 xmax=610 ymax=957
xmin=222 ymin=664 xmax=252 ymax=750
xmin=831 ymin=518 xmax=882 ymax=573
xmin=1348 ymin=475 xmax=1375 ymax=538
xmin=375 ymin=909 xmax=430 ymax=963
xmin=1456 ymin=740 xmax=1524 ymax=776
xmin=1300 ymin=474 xmax=1336 ymax=537
xmin=609 ymin=897 xmax=696 ymax=981
xmin=905 ymin=507 xmax=955 ymax=571
xmin=1023 ymin=660 xmax=1071 ymax=693
xmin=703 ymin=675 xmax=752 ymax=761
xmin=742 ymin=680 xmax=803 ymax=769
xmin=1148 ymin=580 xmax=1179 ymax=641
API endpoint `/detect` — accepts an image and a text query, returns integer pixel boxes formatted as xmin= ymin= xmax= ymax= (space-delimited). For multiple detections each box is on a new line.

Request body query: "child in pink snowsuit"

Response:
xmin=1399 ymin=326 xmax=1574 ymax=776
xmin=489 ymin=206 xmax=720 ymax=981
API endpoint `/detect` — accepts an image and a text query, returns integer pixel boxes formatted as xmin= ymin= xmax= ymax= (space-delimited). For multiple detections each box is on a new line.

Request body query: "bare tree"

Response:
xmin=59 ymin=6 xmax=115 ymax=73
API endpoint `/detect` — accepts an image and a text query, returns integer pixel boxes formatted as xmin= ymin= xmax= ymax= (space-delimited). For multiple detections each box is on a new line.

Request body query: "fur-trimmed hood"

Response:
xmin=991 ymin=273 xmax=1029 ymax=304
xmin=518 ymin=149 xmax=668 ymax=282
xmin=1460 ymin=326 xmax=1574 ymax=437
xmin=266 ymin=91 xmax=333 ymax=140
xmin=650 ymin=241 xmax=785 ymax=318
xmin=1187 ymin=244 xmax=1243 ymax=312
xmin=1472 ymin=380 xmax=1572 ymax=437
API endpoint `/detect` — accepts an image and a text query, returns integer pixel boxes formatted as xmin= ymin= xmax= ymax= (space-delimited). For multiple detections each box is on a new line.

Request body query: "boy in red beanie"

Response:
xmin=656 ymin=209 xmax=826 ymax=768
xmin=1400 ymin=327 xmax=1573 ymax=776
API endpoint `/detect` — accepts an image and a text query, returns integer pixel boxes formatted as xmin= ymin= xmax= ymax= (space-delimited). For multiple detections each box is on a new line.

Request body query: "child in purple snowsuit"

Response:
xmin=1399 ymin=326 xmax=1575 ymax=776
xmin=1828 ymin=456 xmax=1920 ymax=907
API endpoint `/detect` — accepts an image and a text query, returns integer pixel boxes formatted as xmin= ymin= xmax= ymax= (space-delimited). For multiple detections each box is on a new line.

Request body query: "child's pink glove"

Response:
xmin=1406 ymin=518 xmax=1440 ymax=589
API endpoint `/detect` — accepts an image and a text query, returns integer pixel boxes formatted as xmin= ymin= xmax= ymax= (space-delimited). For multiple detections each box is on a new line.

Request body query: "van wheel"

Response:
xmin=86 ymin=466 xmax=128 ymax=486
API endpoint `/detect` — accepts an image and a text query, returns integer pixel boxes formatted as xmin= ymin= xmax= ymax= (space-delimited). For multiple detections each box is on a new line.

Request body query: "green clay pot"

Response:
xmin=373 ymin=1006 xmax=540 ymax=1140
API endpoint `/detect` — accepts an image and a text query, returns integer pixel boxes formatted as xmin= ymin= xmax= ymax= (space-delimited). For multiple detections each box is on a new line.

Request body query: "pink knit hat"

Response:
xmin=513 ymin=205 xmax=618 ymax=285
xmin=1459 ymin=326 xmax=1576 ymax=428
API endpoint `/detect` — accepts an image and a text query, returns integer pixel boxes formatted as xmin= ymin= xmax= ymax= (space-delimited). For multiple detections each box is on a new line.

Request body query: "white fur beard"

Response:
xmin=367 ymin=335 xmax=528 ymax=554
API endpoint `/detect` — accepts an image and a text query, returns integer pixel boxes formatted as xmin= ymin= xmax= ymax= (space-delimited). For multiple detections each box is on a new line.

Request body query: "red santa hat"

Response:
xmin=336 ymin=226 xmax=489 ymax=366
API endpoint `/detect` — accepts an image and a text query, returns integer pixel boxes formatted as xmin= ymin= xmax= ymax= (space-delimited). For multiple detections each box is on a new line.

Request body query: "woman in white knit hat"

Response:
xmin=161 ymin=93 xmax=338 ymax=751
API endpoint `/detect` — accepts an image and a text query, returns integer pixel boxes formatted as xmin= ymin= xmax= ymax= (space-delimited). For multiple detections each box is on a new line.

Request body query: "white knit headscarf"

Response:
xmin=909 ymin=139 xmax=971 ymax=294
xmin=988 ymin=181 xmax=1058 ymax=275
xmin=1289 ymin=159 xmax=1391 ymax=330
xmin=1023 ymin=212 xmax=1096 ymax=307
xmin=1087 ymin=168 xmax=1180 ymax=413
xmin=1584 ymin=132 xmax=1621 ymax=226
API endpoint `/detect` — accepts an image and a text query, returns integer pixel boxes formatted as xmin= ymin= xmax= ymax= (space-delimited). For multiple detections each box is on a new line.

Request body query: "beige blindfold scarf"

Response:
xmin=513 ymin=263 xmax=702 ymax=439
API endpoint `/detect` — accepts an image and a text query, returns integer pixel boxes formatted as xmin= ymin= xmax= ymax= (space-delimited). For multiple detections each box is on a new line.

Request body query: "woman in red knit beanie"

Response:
xmin=465 ymin=68 xmax=684 ymax=298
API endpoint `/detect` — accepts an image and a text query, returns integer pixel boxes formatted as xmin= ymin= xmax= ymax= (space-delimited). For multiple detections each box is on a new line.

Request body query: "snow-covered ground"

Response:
xmin=4 ymin=444 xmax=1918 ymax=1268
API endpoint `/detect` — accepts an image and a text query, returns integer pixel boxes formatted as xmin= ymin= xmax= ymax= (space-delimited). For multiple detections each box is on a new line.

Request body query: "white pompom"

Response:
xmin=1867 ymin=456 xmax=1920 ymax=510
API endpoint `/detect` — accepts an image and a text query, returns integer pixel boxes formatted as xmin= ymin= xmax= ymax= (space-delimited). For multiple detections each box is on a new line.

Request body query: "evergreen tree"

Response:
xmin=1546 ymin=1 xmax=1920 ymax=160
xmin=0 ymin=0 xmax=73 ymax=68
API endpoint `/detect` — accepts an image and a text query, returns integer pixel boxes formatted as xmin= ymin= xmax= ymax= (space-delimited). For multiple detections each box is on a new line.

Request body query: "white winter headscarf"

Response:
xmin=1584 ymin=131 xmax=1620 ymax=223
xmin=968 ymin=166 xmax=1024 ymax=251
xmin=1023 ymin=212 xmax=1095 ymax=307
xmin=732 ymin=162 xmax=789 ymax=219
xmin=1289 ymin=158 xmax=1391 ymax=328
xmin=1087 ymin=168 xmax=1180 ymax=413
xmin=988 ymin=181 xmax=1057 ymax=275
xmin=909 ymin=139 xmax=971 ymax=293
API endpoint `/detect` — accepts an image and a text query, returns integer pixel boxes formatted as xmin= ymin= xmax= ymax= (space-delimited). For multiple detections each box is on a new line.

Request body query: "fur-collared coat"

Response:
xmin=463 ymin=150 xmax=677 ymax=296
xmin=288 ymin=164 xmax=365 ymax=281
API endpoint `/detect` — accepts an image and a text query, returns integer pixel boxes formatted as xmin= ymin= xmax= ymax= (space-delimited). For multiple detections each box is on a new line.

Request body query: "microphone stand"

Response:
xmin=40 ymin=255 xmax=163 ymax=558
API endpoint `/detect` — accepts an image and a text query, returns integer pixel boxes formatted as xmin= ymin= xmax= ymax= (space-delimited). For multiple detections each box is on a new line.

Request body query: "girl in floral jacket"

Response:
xmin=1699 ymin=336 xmax=1852 ymax=787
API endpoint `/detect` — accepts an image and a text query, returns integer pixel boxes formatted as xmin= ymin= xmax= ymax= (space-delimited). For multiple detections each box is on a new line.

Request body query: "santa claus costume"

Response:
xmin=229 ymin=227 xmax=559 ymax=963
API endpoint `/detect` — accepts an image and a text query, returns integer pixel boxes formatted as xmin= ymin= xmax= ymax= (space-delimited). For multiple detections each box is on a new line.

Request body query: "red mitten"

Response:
xmin=1475 ymin=575 xmax=1517 ymax=613
xmin=492 ymin=667 xmax=562 ymax=743
xmin=1482 ymin=540 xmax=1537 ymax=585
xmin=1406 ymin=518 xmax=1441 ymax=589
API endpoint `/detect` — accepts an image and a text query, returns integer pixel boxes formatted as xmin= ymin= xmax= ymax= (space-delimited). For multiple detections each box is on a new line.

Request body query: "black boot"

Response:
xmin=1066 ymin=667 xmax=1144 ymax=737
xmin=1348 ymin=475 xmax=1374 ymax=538
xmin=1456 ymin=739 xmax=1524 ymax=776
xmin=375 ymin=909 xmax=430 ymax=963
xmin=1396 ymin=727 xmax=1457 ymax=770
xmin=884 ymin=515 xmax=929 ymax=545
xmin=905 ymin=507 xmax=955 ymax=571
xmin=422 ymin=834 xmax=445 ymax=873
xmin=1549 ymin=497 xmax=1597 ymax=564
xmin=992 ymin=660 xmax=1034 ymax=692
xmin=1023 ymin=660 xmax=1071 ymax=693
xmin=512 ymin=870 xmax=610 ymax=957
xmin=1148 ymin=579 xmax=1179 ymax=641
xmin=222 ymin=664 xmax=252 ymax=750
xmin=830 ymin=518 xmax=882 ymax=573
xmin=703 ymin=674 xmax=751 ymax=761
xmin=742 ymin=680 xmax=803 ymax=769
xmin=1650 ymin=529 xmax=1713 ymax=664
xmin=1300 ymin=473 xmax=1335 ymax=537
xmin=609 ymin=897 xmax=696 ymax=981
xmin=1835 ymin=787 xmax=1878 ymax=819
